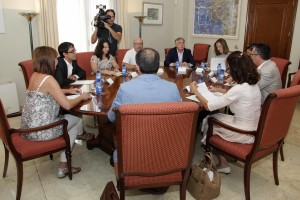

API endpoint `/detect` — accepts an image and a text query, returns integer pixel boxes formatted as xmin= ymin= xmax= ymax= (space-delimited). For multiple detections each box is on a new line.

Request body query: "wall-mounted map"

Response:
xmin=193 ymin=0 xmax=241 ymax=39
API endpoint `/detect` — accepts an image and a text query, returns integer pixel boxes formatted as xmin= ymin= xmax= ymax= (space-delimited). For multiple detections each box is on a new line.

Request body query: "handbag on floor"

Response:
xmin=187 ymin=151 xmax=221 ymax=200
xmin=100 ymin=181 xmax=120 ymax=200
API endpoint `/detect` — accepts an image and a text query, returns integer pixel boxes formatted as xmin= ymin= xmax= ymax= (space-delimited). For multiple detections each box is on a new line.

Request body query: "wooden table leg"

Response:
xmin=86 ymin=115 xmax=115 ymax=156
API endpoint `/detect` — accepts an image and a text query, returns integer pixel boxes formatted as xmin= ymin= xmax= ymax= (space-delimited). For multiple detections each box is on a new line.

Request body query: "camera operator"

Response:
xmin=91 ymin=9 xmax=122 ymax=57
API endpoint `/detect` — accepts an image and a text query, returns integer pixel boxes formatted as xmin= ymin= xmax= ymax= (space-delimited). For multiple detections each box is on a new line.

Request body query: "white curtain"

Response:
xmin=37 ymin=0 xmax=60 ymax=50
xmin=56 ymin=0 xmax=114 ymax=52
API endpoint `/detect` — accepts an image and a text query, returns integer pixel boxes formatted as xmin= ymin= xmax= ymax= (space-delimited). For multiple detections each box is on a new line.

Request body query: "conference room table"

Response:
xmin=68 ymin=66 xmax=224 ymax=155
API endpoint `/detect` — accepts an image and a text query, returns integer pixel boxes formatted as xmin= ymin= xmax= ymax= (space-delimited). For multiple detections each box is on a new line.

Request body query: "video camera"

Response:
xmin=93 ymin=4 xmax=111 ymax=29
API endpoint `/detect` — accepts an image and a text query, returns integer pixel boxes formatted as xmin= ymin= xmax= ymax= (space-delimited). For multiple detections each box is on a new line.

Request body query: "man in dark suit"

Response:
xmin=54 ymin=42 xmax=86 ymax=88
xmin=164 ymin=37 xmax=195 ymax=68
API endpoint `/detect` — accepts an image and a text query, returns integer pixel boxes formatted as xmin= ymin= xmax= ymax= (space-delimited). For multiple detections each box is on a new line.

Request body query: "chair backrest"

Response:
xmin=18 ymin=60 xmax=33 ymax=88
xmin=255 ymin=85 xmax=300 ymax=151
xmin=270 ymin=57 xmax=291 ymax=88
xmin=193 ymin=43 xmax=211 ymax=64
xmin=290 ymin=69 xmax=300 ymax=87
xmin=115 ymin=49 xmax=129 ymax=69
xmin=115 ymin=102 xmax=199 ymax=177
xmin=164 ymin=48 xmax=171 ymax=58
xmin=76 ymin=52 xmax=94 ymax=76
xmin=0 ymin=99 xmax=10 ymax=146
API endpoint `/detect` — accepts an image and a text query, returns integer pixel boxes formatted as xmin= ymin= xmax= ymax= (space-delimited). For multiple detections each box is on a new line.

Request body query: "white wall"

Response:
xmin=0 ymin=0 xmax=299 ymax=107
xmin=0 ymin=0 xmax=36 ymax=106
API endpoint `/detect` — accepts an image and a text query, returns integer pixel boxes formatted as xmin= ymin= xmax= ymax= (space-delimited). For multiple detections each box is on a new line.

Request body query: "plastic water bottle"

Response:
xmin=198 ymin=75 xmax=203 ymax=84
xmin=219 ymin=69 xmax=225 ymax=83
xmin=217 ymin=63 xmax=222 ymax=76
xmin=95 ymin=70 xmax=102 ymax=96
xmin=122 ymin=65 xmax=127 ymax=77
xmin=175 ymin=61 xmax=180 ymax=70
xmin=200 ymin=60 xmax=206 ymax=70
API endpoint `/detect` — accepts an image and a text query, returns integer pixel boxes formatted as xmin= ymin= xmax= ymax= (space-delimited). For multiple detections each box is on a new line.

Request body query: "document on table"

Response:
xmin=197 ymin=82 xmax=219 ymax=101
xmin=186 ymin=95 xmax=200 ymax=102
xmin=70 ymin=80 xmax=95 ymax=85
xmin=66 ymin=95 xmax=80 ymax=100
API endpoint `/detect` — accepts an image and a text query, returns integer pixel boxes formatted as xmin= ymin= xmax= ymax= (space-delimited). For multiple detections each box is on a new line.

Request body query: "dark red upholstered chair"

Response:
xmin=0 ymin=99 xmax=72 ymax=200
xmin=206 ymin=85 xmax=300 ymax=200
xmin=115 ymin=49 xmax=129 ymax=70
xmin=164 ymin=48 xmax=171 ymax=58
xmin=270 ymin=57 xmax=291 ymax=88
xmin=114 ymin=102 xmax=199 ymax=200
xmin=18 ymin=60 xmax=33 ymax=88
xmin=76 ymin=51 xmax=94 ymax=76
xmin=193 ymin=43 xmax=211 ymax=65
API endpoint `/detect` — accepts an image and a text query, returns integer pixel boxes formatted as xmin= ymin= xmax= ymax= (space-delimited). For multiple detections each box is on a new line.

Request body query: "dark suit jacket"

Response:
xmin=54 ymin=57 xmax=86 ymax=88
xmin=164 ymin=47 xmax=195 ymax=67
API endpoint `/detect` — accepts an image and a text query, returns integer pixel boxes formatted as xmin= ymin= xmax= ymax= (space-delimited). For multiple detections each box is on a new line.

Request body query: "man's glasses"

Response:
xmin=249 ymin=53 xmax=259 ymax=57
xmin=133 ymin=43 xmax=143 ymax=45
xmin=66 ymin=49 xmax=76 ymax=54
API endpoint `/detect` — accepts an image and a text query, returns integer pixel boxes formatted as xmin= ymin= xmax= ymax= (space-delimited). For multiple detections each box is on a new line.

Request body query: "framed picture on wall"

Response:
xmin=143 ymin=2 xmax=163 ymax=25
xmin=193 ymin=0 xmax=241 ymax=39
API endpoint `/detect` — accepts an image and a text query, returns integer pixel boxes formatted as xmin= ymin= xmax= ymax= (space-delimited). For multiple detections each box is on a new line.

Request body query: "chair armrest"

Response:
xmin=9 ymin=119 xmax=68 ymax=135
xmin=207 ymin=117 xmax=257 ymax=138
xmin=6 ymin=111 xmax=22 ymax=118
xmin=287 ymin=72 xmax=296 ymax=87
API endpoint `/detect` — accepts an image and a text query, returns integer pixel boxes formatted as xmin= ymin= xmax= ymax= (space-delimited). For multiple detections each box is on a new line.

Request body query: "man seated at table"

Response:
xmin=249 ymin=43 xmax=282 ymax=103
xmin=122 ymin=37 xmax=143 ymax=70
xmin=108 ymin=47 xmax=181 ymax=194
xmin=54 ymin=42 xmax=86 ymax=88
xmin=164 ymin=37 xmax=195 ymax=68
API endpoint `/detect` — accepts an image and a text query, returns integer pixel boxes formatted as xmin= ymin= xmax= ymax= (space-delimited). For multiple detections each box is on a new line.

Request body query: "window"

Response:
xmin=56 ymin=0 xmax=114 ymax=52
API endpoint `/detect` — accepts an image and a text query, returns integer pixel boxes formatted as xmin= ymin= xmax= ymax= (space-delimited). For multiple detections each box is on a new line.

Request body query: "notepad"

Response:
xmin=70 ymin=80 xmax=95 ymax=85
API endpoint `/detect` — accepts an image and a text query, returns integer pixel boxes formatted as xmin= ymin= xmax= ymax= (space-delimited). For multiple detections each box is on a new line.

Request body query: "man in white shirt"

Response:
xmin=249 ymin=43 xmax=282 ymax=103
xmin=122 ymin=38 xmax=143 ymax=70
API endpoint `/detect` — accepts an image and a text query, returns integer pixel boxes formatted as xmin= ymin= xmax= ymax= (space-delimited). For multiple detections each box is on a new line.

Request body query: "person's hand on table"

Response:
xmin=80 ymin=92 xmax=92 ymax=101
xmin=190 ymin=81 xmax=198 ymax=94
xmin=68 ymin=75 xmax=78 ymax=81
xmin=68 ymin=88 xmax=81 ymax=95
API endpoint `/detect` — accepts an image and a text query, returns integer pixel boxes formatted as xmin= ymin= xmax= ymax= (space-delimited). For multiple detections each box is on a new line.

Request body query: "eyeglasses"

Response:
xmin=249 ymin=53 xmax=259 ymax=57
xmin=66 ymin=49 xmax=76 ymax=54
xmin=133 ymin=43 xmax=143 ymax=45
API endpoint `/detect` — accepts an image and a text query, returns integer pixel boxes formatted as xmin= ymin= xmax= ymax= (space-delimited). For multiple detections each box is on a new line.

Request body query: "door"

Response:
xmin=243 ymin=0 xmax=298 ymax=59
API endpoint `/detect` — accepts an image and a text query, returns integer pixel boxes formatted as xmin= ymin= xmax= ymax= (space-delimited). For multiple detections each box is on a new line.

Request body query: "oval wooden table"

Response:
xmin=69 ymin=67 xmax=221 ymax=155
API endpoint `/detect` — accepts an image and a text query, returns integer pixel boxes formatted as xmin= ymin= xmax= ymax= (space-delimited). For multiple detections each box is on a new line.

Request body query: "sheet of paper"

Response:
xmin=115 ymin=72 xmax=122 ymax=77
xmin=157 ymin=68 xmax=164 ymax=75
xmin=130 ymin=72 xmax=139 ymax=78
xmin=66 ymin=95 xmax=80 ymax=100
xmin=106 ymin=78 xmax=114 ymax=85
xmin=197 ymin=82 xmax=219 ymax=101
xmin=210 ymin=77 xmax=218 ymax=83
xmin=70 ymin=80 xmax=95 ymax=85
xmin=186 ymin=95 xmax=200 ymax=102
xmin=210 ymin=57 xmax=226 ymax=71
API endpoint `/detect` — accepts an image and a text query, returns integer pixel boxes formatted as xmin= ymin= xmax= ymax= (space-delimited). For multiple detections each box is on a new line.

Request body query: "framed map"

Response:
xmin=193 ymin=0 xmax=241 ymax=39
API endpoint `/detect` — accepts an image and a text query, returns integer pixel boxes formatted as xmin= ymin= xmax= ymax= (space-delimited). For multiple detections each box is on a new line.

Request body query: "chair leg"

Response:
xmin=65 ymin=149 xmax=72 ymax=180
xmin=50 ymin=154 xmax=53 ymax=160
xmin=273 ymin=152 xmax=279 ymax=185
xmin=16 ymin=161 xmax=24 ymax=200
xmin=119 ymin=180 xmax=125 ymax=200
xmin=280 ymin=143 xmax=285 ymax=161
xmin=3 ymin=145 xmax=9 ymax=178
xmin=180 ymin=183 xmax=187 ymax=200
xmin=244 ymin=163 xmax=252 ymax=200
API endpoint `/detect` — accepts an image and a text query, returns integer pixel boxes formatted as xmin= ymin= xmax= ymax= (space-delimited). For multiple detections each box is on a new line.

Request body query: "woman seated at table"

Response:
xmin=91 ymin=38 xmax=120 ymax=75
xmin=214 ymin=38 xmax=230 ymax=58
xmin=21 ymin=46 xmax=91 ymax=178
xmin=190 ymin=51 xmax=261 ymax=174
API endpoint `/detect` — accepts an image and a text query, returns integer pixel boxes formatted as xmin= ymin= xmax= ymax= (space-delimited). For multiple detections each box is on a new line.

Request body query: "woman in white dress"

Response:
xmin=190 ymin=51 xmax=261 ymax=174
xmin=91 ymin=38 xmax=120 ymax=75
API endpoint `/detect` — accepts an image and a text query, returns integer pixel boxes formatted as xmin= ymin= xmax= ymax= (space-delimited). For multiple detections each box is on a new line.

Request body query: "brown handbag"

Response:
xmin=187 ymin=152 xmax=221 ymax=200
xmin=100 ymin=181 xmax=120 ymax=200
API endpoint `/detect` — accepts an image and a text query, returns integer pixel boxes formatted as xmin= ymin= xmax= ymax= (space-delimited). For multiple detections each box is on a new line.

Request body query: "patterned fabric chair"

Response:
xmin=0 ymin=99 xmax=72 ymax=200
xmin=76 ymin=51 xmax=94 ymax=76
xmin=19 ymin=60 xmax=33 ymax=88
xmin=270 ymin=57 xmax=291 ymax=88
xmin=115 ymin=49 xmax=129 ymax=69
xmin=164 ymin=48 xmax=171 ymax=58
xmin=114 ymin=102 xmax=199 ymax=200
xmin=193 ymin=43 xmax=211 ymax=65
xmin=206 ymin=85 xmax=300 ymax=200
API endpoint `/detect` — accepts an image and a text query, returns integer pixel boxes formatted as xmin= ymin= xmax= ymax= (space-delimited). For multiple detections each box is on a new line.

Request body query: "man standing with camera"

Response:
xmin=91 ymin=9 xmax=122 ymax=57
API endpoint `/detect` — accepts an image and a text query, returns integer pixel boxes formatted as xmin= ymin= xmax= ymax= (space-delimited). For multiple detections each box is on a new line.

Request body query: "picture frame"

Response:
xmin=192 ymin=0 xmax=241 ymax=39
xmin=143 ymin=2 xmax=163 ymax=25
